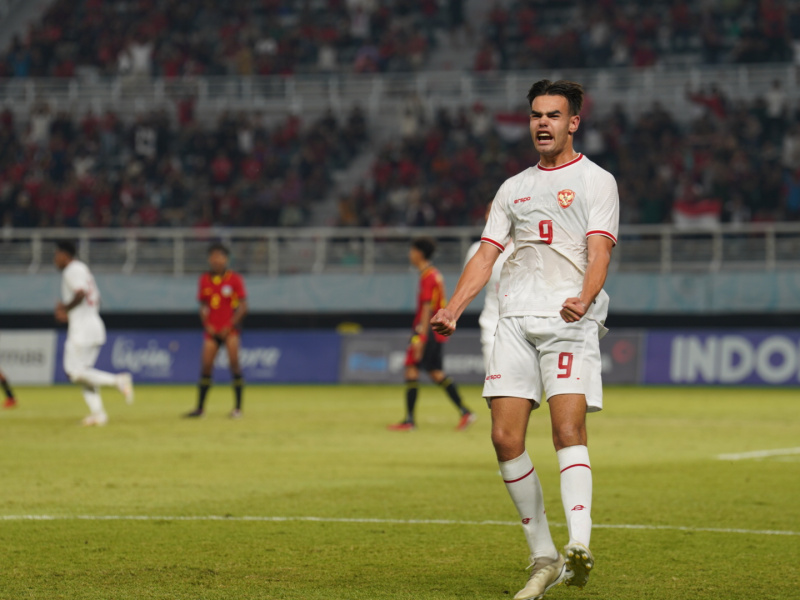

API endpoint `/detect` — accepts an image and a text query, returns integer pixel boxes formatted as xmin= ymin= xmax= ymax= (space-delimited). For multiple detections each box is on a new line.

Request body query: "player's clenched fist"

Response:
xmin=560 ymin=297 xmax=587 ymax=323
xmin=431 ymin=308 xmax=457 ymax=336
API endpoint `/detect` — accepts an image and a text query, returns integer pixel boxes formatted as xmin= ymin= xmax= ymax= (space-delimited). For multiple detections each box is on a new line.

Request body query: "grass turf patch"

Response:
xmin=0 ymin=384 xmax=798 ymax=599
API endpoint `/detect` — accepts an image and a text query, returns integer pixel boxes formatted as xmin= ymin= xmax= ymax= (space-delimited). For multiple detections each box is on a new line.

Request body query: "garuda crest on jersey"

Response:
xmin=557 ymin=189 xmax=575 ymax=208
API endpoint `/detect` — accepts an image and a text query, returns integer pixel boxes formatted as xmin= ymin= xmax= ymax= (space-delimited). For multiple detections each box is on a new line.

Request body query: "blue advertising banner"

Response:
xmin=54 ymin=330 xmax=341 ymax=384
xmin=644 ymin=330 xmax=800 ymax=385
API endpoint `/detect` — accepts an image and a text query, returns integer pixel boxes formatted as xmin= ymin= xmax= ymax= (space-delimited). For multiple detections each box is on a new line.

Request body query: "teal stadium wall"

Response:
xmin=1 ymin=270 xmax=800 ymax=314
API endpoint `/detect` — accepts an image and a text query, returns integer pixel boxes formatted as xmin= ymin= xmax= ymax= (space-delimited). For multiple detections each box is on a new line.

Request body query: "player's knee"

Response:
xmin=491 ymin=424 xmax=524 ymax=458
xmin=552 ymin=423 xmax=586 ymax=450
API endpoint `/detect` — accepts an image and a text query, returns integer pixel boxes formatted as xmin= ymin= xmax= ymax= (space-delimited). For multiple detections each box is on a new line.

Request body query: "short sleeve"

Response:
xmin=586 ymin=171 xmax=619 ymax=245
xmin=419 ymin=273 xmax=434 ymax=303
xmin=481 ymin=182 xmax=513 ymax=252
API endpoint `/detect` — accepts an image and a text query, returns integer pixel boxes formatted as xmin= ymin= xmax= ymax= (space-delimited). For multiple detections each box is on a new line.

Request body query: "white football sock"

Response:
xmin=499 ymin=451 xmax=559 ymax=561
xmin=74 ymin=368 xmax=118 ymax=388
xmin=557 ymin=445 xmax=593 ymax=547
xmin=82 ymin=386 xmax=106 ymax=417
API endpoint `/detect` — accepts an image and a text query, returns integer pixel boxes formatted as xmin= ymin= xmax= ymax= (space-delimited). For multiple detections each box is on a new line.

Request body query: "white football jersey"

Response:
xmin=480 ymin=153 xmax=619 ymax=320
xmin=61 ymin=260 xmax=106 ymax=345
xmin=465 ymin=239 xmax=515 ymax=338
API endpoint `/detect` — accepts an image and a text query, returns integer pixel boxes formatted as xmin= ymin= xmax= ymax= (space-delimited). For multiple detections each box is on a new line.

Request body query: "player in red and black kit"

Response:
xmin=388 ymin=237 xmax=475 ymax=431
xmin=184 ymin=243 xmax=248 ymax=419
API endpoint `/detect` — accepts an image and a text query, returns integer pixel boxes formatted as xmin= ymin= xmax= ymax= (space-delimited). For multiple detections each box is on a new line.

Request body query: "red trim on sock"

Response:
xmin=560 ymin=463 xmax=591 ymax=473
xmin=503 ymin=466 xmax=535 ymax=484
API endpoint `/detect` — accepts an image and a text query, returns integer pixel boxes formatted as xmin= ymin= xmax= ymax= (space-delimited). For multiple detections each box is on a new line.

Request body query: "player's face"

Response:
xmin=529 ymin=94 xmax=580 ymax=158
xmin=408 ymin=246 xmax=423 ymax=267
xmin=208 ymin=250 xmax=228 ymax=273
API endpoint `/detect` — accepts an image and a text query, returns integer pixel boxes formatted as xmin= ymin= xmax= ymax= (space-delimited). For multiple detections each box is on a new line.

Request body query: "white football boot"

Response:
xmin=513 ymin=553 xmax=566 ymax=600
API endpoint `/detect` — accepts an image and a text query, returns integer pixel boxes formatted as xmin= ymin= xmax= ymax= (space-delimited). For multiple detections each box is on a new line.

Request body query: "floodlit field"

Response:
xmin=1 ymin=384 xmax=798 ymax=600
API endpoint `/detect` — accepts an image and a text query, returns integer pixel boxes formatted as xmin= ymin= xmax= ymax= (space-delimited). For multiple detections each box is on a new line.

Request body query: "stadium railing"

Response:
xmin=2 ymin=222 xmax=799 ymax=276
xmin=0 ymin=63 xmax=797 ymax=120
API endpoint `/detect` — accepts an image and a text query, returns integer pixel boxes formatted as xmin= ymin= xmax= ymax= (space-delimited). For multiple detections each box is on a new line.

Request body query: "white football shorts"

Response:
xmin=483 ymin=315 xmax=605 ymax=412
xmin=63 ymin=340 xmax=102 ymax=380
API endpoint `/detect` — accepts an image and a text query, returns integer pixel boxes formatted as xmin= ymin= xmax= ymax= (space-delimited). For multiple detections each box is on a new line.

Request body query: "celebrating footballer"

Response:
xmin=432 ymin=80 xmax=619 ymax=600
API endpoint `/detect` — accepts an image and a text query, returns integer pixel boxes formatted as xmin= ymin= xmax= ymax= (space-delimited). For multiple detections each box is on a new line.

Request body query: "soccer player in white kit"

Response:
xmin=432 ymin=80 xmax=618 ymax=600
xmin=54 ymin=241 xmax=134 ymax=426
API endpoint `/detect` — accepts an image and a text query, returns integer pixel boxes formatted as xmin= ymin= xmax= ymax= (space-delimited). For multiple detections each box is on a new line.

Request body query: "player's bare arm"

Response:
xmin=230 ymin=299 xmax=248 ymax=331
xmin=561 ymin=235 xmax=614 ymax=323
xmin=431 ymin=243 xmax=500 ymax=336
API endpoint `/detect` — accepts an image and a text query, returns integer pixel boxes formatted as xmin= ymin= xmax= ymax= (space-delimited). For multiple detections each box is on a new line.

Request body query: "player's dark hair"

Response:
xmin=411 ymin=237 xmax=436 ymax=260
xmin=208 ymin=242 xmax=229 ymax=256
xmin=55 ymin=240 xmax=77 ymax=257
xmin=526 ymin=80 xmax=584 ymax=116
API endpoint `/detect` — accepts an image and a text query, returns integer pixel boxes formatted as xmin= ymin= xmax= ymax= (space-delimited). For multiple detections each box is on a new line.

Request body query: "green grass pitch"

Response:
xmin=1 ymin=384 xmax=798 ymax=600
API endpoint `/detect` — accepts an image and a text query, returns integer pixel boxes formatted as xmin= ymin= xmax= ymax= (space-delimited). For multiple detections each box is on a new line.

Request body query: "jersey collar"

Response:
xmin=537 ymin=153 xmax=583 ymax=171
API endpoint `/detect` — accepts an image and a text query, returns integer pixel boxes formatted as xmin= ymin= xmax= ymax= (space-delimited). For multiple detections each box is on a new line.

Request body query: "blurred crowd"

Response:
xmin=0 ymin=103 xmax=368 ymax=228
xmin=1 ymin=0 xmax=468 ymax=79
xmin=338 ymin=81 xmax=800 ymax=227
xmin=473 ymin=0 xmax=799 ymax=71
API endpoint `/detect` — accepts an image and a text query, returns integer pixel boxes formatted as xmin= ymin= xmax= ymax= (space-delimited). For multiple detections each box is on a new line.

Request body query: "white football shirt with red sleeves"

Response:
xmin=480 ymin=153 xmax=619 ymax=320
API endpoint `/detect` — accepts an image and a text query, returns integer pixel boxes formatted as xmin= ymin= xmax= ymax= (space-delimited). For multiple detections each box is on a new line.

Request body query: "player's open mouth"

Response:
xmin=536 ymin=132 xmax=553 ymax=143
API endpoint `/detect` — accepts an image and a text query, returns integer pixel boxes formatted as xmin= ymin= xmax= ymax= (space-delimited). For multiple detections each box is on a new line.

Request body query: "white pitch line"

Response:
xmin=717 ymin=447 xmax=800 ymax=461
xmin=0 ymin=515 xmax=797 ymax=537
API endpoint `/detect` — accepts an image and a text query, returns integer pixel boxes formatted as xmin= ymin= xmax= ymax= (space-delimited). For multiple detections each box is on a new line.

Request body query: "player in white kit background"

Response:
xmin=54 ymin=241 xmax=134 ymax=426
xmin=464 ymin=200 xmax=514 ymax=371
xmin=432 ymin=80 xmax=619 ymax=600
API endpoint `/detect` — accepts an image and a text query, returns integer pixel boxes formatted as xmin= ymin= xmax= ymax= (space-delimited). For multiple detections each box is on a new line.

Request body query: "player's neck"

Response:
xmin=417 ymin=261 xmax=432 ymax=273
xmin=538 ymin=147 xmax=580 ymax=169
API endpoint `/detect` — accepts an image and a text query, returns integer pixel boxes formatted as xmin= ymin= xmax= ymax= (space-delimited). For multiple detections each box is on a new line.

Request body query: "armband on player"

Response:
xmin=411 ymin=333 xmax=428 ymax=345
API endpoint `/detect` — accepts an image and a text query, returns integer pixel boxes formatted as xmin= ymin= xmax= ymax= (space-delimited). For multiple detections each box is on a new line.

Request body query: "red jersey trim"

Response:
xmin=503 ymin=466 xmax=535 ymax=484
xmin=586 ymin=230 xmax=618 ymax=244
xmin=560 ymin=463 xmax=591 ymax=474
xmin=537 ymin=153 xmax=584 ymax=171
xmin=481 ymin=237 xmax=505 ymax=252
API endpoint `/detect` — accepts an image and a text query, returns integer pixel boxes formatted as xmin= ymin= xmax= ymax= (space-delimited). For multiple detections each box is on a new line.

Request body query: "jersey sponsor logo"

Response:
xmin=571 ymin=504 xmax=586 ymax=511
xmin=485 ymin=373 xmax=502 ymax=380
xmin=513 ymin=196 xmax=531 ymax=204
xmin=221 ymin=284 xmax=233 ymax=297
xmin=557 ymin=189 xmax=575 ymax=208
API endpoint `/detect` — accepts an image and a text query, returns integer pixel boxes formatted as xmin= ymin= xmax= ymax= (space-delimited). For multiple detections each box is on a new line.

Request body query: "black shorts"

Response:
xmin=406 ymin=333 xmax=442 ymax=372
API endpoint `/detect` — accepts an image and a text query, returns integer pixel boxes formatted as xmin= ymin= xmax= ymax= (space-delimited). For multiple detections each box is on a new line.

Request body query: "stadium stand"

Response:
xmin=2 ymin=0 xmax=800 ymax=230
xmin=474 ymin=0 xmax=799 ymax=71
xmin=0 ymin=102 xmax=368 ymax=228
xmin=0 ymin=0 xmax=458 ymax=78
xmin=339 ymin=81 xmax=800 ymax=227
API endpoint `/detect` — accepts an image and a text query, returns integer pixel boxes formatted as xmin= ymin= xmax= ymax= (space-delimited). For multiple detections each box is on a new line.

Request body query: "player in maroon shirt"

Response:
xmin=184 ymin=243 xmax=248 ymax=419
xmin=388 ymin=237 xmax=475 ymax=431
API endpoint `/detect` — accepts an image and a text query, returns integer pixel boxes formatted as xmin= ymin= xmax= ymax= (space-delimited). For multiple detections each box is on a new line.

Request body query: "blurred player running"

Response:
xmin=184 ymin=243 xmax=248 ymax=419
xmin=432 ymin=80 xmax=619 ymax=599
xmin=54 ymin=241 xmax=134 ymax=426
xmin=0 ymin=367 xmax=17 ymax=408
xmin=388 ymin=237 xmax=474 ymax=432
